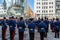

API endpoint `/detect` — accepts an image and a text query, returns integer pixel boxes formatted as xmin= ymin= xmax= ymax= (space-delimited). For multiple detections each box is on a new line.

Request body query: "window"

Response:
xmin=44 ymin=6 xmax=45 ymax=9
xmin=38 ymin=3 xmax=40 ymax=4
xmin=39 ymin=7 xmax=40 ymax=8
xmin=49 ymin=6 xmax=51 ymax=8
xmin=52 ymin=2 xmax=53 ymax=4
xmin=42 ymin=2 xmax=44 ymax=5
xmin=49 ymin=2 xmax=53 ymax=4
xmin=44 ymin=10 xmax=45 ymax=13
xmin=44 ymin=2 xmax=45 ymax=5
xmin=37 ymin=6 xmax=40 ymax=9
xmin=46 ymin=6 xmax=48 ymax=9
xmin=49 ymin=2 xmax=51 ymax=4
xmin=37 ymin=7 xmax=38 ymax=9
xmin=49 ymin=10 xmax=53 ymax=12
xmin=42 ymin=10 xmax=48 ymax=13
xmin=49 ymin=10 xmax=51 ymax=12
xmin=49 ymin=6 xmax=53 ymax=8
xmin=37 ymin=10 xmax=38 ymax=12
xmin=37 ymin=3 xmax=38 ymax=5
xmin=52 ymin=6 xmax=53 ymax=8
xmin=42 ymin=2 xmax=48 ymax=5
xmin=37 ymin=2 xmax=40 ymax=5
xmin=42 ymin=6 xmax=48 ymax=9
xmin=37 ymin=14 xmax=40 ymax=17
xmin=42 ymin=11 xmax=44 ymax=13
xmin=46 ymin=10 xmax=48 ymax=12
xmin=42 ymin=7 xmax=45 ymax=9
xmin=39 ymin=10 xmax=40 ymax=12
xmin=37 ymin=10 xmax=40 ymax=13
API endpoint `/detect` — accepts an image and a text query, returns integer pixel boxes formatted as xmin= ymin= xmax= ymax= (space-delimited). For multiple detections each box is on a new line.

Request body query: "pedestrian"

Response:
xmin=28 ymin=18 xmax=35 ymax=40
xmin=50 ymin=18 xmax=55 ymax=32
xmin=44 ymin=17 xmax=49 ymax=37
xmin=17 ymin=17 xmax=26 ymax=40
xmin=7 ymin=16 xmax=16 ymax=40
xmin=34 ymin=17 xmax=41 ymax=31
xmin=2 ymin=17 xmax=7 ymax=40
xmin=36 ymin=17 xmax=41 ymax=25
xmin=38 ymin=18 xmax=47 ymax=40
xmin=53 ymin=18 xmax=60 ymax=38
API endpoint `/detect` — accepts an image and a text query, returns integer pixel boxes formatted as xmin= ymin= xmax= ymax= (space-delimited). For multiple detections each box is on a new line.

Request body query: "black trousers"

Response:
xmin=45 ymin=31 xmax=47 ymax=37
xmin=29 ymin=33 xmax=34 ymax=40
xmin=19 ymin=32 xmax=24 ymax=40
xmin=2 ymin=28 xmax=7 ymax=40
xmin=40 ymin=32 xmax=45 ymax=40
xmin=55 ymin=29 xmax=59 ymax=38
xmin=10 ymin=30 xmax=15 ymax=40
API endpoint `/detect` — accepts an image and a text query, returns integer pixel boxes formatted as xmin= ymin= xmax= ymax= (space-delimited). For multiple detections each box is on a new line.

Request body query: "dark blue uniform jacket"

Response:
xmin=44 ymin=20 xmax=49 ymax=28
xmin=53 ymin=21 xmax=60 ymax=30
xmin=28 ymin=22 xmax=35 ymax=33
xmin=2 ymin=20 xmax=7 ymax=29
xmin=34 ymin=20 xmax=41 ymax=26
xmin=50 ymin=20 xmax=54 ymax=27
xmin=7 ymin=19 xmax=16 ymax=31
xmin=38 ymin=21 xmax=47 ymax=32
xmin=17 ymin=21 xmax=26 ymax=32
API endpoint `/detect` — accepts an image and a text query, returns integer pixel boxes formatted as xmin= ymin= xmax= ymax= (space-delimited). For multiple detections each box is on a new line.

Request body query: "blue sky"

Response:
xmin=0 ymin=0 xmax=34 ymax=11
xmin=27 ymin=0 xmax=34 ymax=11
xmin=0 ymin=0 xmax=3 ymax=4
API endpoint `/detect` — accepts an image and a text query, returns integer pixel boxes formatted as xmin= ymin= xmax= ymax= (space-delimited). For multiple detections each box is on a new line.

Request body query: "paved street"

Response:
xmin=0 ymin=26 xmax=60 ymax=40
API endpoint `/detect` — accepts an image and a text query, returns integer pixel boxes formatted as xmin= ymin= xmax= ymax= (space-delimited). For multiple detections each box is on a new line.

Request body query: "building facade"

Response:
xmin=0 ymin=0 xmax=7 ymax=17
xmin=7 ymin=0 xmax=24 ymax=17
xmin=34 ymin=0 xmax=55 ymax=18
xmin=0 ymin=4 xmax=7 ymax=17
xmin=56 ymin=0 xmax=60 ymax=18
